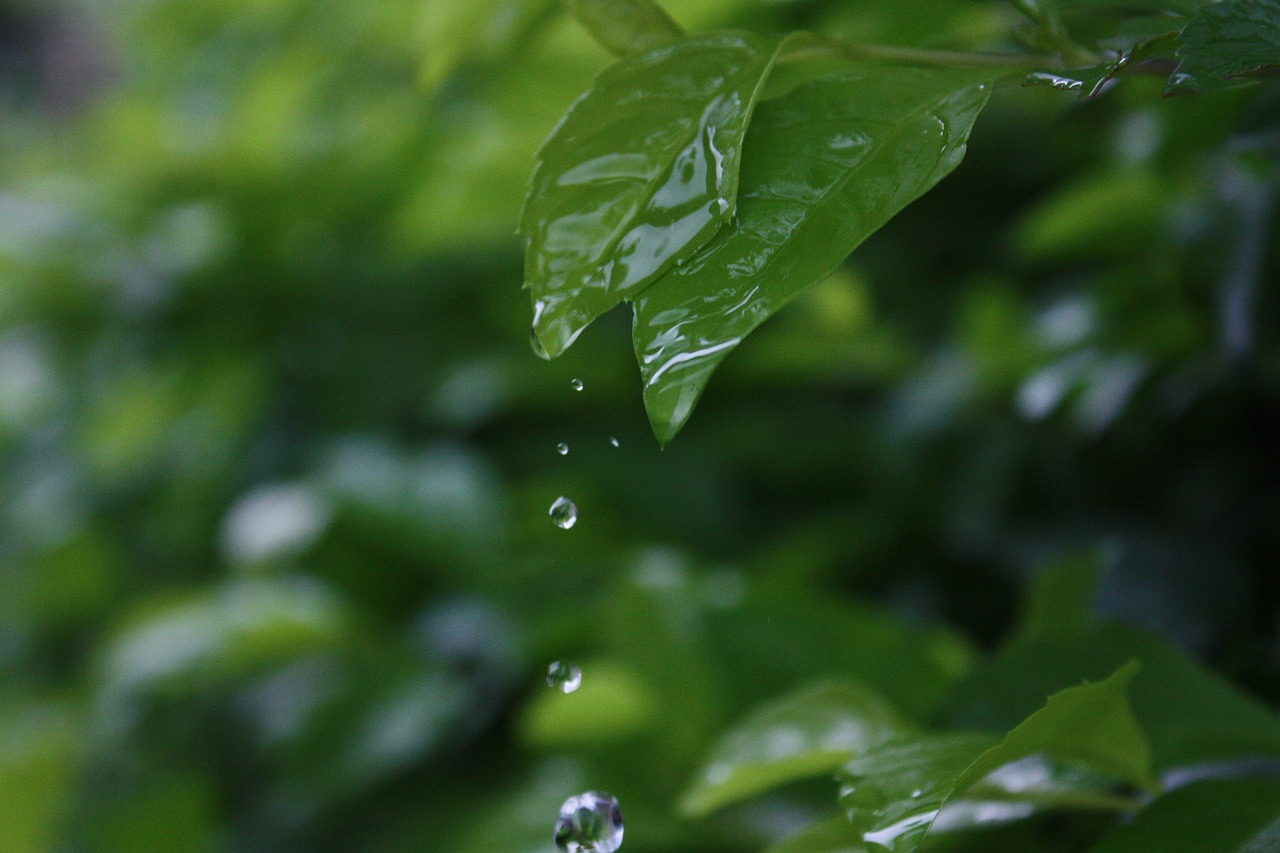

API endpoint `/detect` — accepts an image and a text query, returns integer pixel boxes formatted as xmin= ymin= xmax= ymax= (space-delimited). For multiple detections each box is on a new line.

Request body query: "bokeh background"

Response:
xmin=1 ymin=0 xmax=1278 ymax=850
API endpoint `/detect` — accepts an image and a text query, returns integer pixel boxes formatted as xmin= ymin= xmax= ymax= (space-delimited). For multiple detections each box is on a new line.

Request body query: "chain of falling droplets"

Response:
xmin=544 ymin=381 xmax=625 ymax=851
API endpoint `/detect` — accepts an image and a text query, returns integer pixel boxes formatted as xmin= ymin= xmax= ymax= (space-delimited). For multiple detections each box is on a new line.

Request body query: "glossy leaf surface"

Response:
xmin=1089 ymin=779 xmax=1280 ymax=853
xmin=943 ymin=624 xmax=1280 ymax=771
xmin=840 ymin=664 xmax=1151 ymax=853
xmin=681 ymin=678 xmax=907 ymax=817
xmin=564 ymin=0 xmax=685 ymax=55
xmin=1167 ymin=0 xmax=1280 ymax=92
xmin=630 ymin=66 xmax=994 ymax=443
xmin=521 ymin=32 xmax=786 ymax=356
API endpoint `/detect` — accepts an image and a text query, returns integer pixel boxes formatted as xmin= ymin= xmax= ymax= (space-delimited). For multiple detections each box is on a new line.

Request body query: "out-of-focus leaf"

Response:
xmin=1013 ymin=170 xmax=1171 ymax=263
xmin=680 ymin=678 xmax=907 ymax=817
xmin=97 ymin=576 xmax=347 ymax=718
xmin=517 ymin=660 xmax=662 ymax=746
xmin=705 ymin=582 xmax=976 ymax=723
xmin=522 ymin=31 xmax=789 ymax=357
xmin=564 ymin=0 xmax=684 ymax=55
xmin=943 ymin=624 xmax=1280 ymax=771
xmin=840 ymin=663 xmax=1152 ymax=853
xmin=421 ymin=0 xmax=556 ymax=88
xmin=766 ymin=816 xmax=870 ymax=853
xmin=1016 ymin=550 xmax=1104 ymax=640
xmin=0 ymin=704 xmax=77 ymax=853
xmin=631 ymin=66 xmax=994 ymax=443
xmin=1167 ymin=0 xmax=1280 ymax=93
xmin=1089 ymin=779 xmax=1280 ymax=853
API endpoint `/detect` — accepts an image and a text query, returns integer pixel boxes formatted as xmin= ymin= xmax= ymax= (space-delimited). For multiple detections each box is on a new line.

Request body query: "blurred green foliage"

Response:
xmin=1 ymin=0 xmax=1278 ymax=851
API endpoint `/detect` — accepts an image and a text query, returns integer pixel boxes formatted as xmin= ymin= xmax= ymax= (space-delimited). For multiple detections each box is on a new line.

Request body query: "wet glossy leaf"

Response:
xmin=1089 ymin=779 xmax=1280 ymax=853
xmin=680 ymin=678 xmax=907 ymax=817
xmin=564 ymin=0 xmax=684 ymax=55
xmin=943 ymin=624 xmax=1280 ymax=771
xmin=840 ymin=664 xmax=1151 ymax=853
xmin=1166 ymin=0 xmax=1280 ymax=93
xmin=521 ymin=32 xmax=788 ymax=357
xmin=630 ymin=66 xmax=994 ymax=443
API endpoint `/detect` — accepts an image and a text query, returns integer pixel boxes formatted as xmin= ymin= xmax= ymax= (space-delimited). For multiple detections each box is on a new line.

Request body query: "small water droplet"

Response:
xmin=549 ymin=496 xmax=578 ymax=529
xmin=555 ymin=791 xmax=623 ymax=853
xmin=570 ymin=378 xmax=584 ymax=391
xmin=911 ymin=788 xmax=923 ymax=799
xmin=531 ymin=329 xmax=551 ymax=361
xmin=556 ymin=442 xmax=569 ymax=456
xmin=608 ymin=436 xmax=619 ymax=448
xmin=546 ymin=660 xmax=582 ymax=693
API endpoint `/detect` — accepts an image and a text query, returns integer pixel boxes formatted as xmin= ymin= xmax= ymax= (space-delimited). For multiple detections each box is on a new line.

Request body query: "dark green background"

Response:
xmin=1 ymin=0 xmax=1277 ymax=850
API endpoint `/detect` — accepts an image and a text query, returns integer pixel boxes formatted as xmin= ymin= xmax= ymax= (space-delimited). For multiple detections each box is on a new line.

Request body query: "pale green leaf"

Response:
xmin=681 ymin=679 xmax=907 ymax=817
xmin=840 ymin=663 xmax=1152 ymax=853
xmin=563 ymin=0 xmax=684 ymax=55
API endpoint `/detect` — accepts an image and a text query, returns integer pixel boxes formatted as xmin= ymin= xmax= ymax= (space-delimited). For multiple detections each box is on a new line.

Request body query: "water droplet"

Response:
xmin=531 ymin=329 xmax=551 ymax=361
xmin=549 ymin=497 xmax=578 ymax=529
xmin=570 ymin=378 xmax=584 ymax=391
xmin=911 ymin=788 xmax=923 ymax=799
xmin=608 ymin=436 xmax=619 ymax=448
xmin=547 ymin=660 xmax=582 ymax=693
xmin=556 ymin=442 xmax=569 ymax=456
xmin=555 ymin=791 xmax=623 ymax=853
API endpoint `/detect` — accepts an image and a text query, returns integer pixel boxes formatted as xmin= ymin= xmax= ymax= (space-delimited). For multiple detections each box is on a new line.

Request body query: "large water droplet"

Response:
xmin=531 ymin=329 xmax=551 ymax=361
xmin=549 ymin=497 xmax=578 ymax=529
xmin=555 ymin=791 xmax=623 ymax=853
xmin=556 ymin=442 xmax=569 ymax=456
xmin=570 ymin=378 xmax=584 ymax=392
xmin=546 ymin=660 xmax=582 ymax=693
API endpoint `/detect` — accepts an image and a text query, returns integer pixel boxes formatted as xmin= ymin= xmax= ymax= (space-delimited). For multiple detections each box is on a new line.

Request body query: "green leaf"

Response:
xmin=1089 ymin=779 xmax=1280 ymax=853
xmin=630 ymin=65 xmax=994 ymax=443
xmin=680 ymin=678 xmax=907 ymax=817
xmin=766 ymin=817 xmax=870 ymax=853
xmin=839 ymin=732 xmax=1000 ymax=852
xmin=420 ymin=0 xmax=557 ymax=89
xmin=840 ymin=663 xmax=1152 ymax=853
xmin=517 ymin=660 xmax=662 ymax=746
xmin=942 ymin=624 xmax=1280 ymax=771
xmin=97 ymin=577 xmax=348 ymax=715
xmin=1167 ymin=0 xmax=1280 ymax=93
xmin=0 ymin=704 xmax=78 ymax=853
xmin=563 ymin=0 xmax=685 ymax=55
xmin=521 ymin=32 xmax=789 ymax=357
xmin=1015 ymin=550 xmax=1104 ymax=641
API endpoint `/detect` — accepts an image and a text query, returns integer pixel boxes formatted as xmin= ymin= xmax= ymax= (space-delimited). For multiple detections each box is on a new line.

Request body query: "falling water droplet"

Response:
xmin=556 ymin=442 xmax=569 ymax=456
xmin=555 ymin=791 xmax=624 ymax=853
xmin=549 ymin=497 xmax=578 ymax=529
xmin=608 ymin=437 xmax=619 ymax=448
xmin=531 ymin=329 xmax=551 ymax=361
xmin=570 ymin=378 xmax=584 ymax=391
xmin=546 ymin=660 xmax=582 ymax=693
